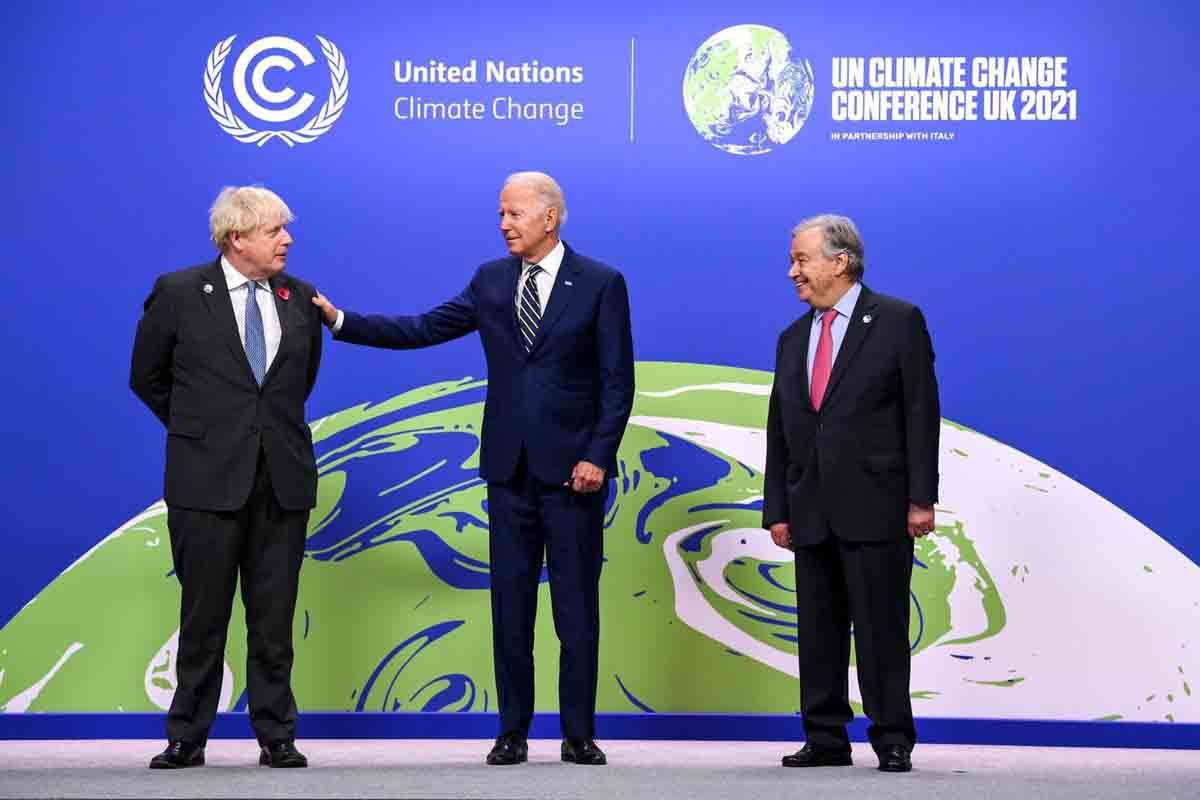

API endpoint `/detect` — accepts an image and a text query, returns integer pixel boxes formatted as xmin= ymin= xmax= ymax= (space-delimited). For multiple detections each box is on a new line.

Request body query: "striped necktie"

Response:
xmin=518 ymin=264 xmax=543 ymax=352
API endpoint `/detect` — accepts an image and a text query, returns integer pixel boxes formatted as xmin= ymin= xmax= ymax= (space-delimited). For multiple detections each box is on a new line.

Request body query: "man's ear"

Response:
xmin=834 ymin=251 xmax=850 ymax=277
xmin=544 ymin=207 xmax=558 ymax=233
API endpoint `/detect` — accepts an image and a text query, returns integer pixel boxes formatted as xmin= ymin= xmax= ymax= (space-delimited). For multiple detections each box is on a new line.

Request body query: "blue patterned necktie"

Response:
xmin=517 ymin=264 xmax=543 ymax=352
xmin=244 ymin=281 xmax=267 ymax=385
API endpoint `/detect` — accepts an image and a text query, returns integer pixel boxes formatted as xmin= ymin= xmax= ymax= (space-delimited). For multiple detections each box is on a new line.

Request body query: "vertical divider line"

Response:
xmin=629 ymin=37 xmax=636 ymax=143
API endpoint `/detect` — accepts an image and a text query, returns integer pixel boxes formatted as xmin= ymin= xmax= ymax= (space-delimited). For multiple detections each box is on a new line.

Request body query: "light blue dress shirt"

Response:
xmin=806 ymin=281 xmax=863 ymax=383
xmin=221 ymin=256 xmax=281 ymax=372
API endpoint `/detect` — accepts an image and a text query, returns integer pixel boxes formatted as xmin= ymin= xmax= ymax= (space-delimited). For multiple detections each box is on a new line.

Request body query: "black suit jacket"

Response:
xmin=130 ymin=259 xmax=323 ymax=511
xmin=337 ymin=244 xmax=634 ymax=485
xmin=763 ymin=285 xmax=939 ymax=545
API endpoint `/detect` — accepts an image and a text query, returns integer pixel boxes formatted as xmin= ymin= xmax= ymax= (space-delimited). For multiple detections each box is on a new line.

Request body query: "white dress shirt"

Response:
xmin=516 ymin=239 xmax=564 ymax=310
xmin=221 ymin=256 xmax=282 ymax=372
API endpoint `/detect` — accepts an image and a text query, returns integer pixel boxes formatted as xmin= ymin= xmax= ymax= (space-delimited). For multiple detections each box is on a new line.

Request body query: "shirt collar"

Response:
xmin=816 ymin=281 xmax=862 ymax=323
xmin=522 ymin=239 xmax=565 ymax=281
xmin=220 ymin=256 xmax=270 ymax=292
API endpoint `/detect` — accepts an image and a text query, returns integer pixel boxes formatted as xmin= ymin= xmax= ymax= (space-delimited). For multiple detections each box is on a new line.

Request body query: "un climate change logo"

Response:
xmin=204 ymin=35 xmax=349 ymax=147
xmin=683 ymin=25 xmax=814 ymax=155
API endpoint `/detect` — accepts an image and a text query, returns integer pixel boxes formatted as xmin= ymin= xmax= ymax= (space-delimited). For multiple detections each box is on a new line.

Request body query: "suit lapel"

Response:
xmin=199 ymin=259 xmax=258 ymax=385
xmin=506 ymin=257 xmax=524 ymax=349
xmin=262 ymin=274 xmax=294 ymax=386
xmin=526 ymin=246 xmax=578 ymax=357
xmin=792 ymin=309 xmax=815 ymax=410
xmin=822 ymin=285 xmax=879 ymax=409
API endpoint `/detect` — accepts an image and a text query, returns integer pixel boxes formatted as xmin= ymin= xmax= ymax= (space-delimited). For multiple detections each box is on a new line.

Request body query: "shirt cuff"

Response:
xmin=331 ymin=309 xmax=344 ymax=334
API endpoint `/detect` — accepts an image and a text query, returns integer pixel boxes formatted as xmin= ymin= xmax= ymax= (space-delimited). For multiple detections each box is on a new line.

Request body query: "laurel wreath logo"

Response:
xmin=203 ymin=35 xmax=349 ymax=147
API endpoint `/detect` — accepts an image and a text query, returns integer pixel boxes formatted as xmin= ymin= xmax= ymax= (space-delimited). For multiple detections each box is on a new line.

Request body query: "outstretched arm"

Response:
xmin=313 ymin=275 xmax=480 ymax=349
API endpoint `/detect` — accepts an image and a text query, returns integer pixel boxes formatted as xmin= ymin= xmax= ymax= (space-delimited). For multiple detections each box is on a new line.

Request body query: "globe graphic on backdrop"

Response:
xmin=683 ymin=24 xmax=815 ymax=155
xmin=1 ymin=362 xmax=1197 ymax=724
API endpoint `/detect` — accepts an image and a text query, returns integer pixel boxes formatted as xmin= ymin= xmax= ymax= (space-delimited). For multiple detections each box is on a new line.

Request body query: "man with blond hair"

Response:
xmin=313 ymin=171 xmax=634 ymax=766
xmin=131 ymin=186 xmax=324 ymax=769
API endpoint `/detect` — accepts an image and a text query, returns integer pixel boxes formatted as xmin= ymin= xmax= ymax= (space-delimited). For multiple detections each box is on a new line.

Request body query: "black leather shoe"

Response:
xmin=877 ymin=744 xmax=912 ymax=772
xmin=259 ymin=740 xmax=308 ymax=768
xmin=486 ymin=732 xmax=528 ymax=765
xmin=149 ymin=740 xmax=205 ymax=769
xmin=781 ymin=743 xmax=852 ymax=767
xmin=561 ymin=738 xmax=607 ymax=765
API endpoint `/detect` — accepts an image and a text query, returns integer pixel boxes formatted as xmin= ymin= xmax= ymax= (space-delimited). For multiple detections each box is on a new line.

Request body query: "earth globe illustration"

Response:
xmin=1 ymin=362 xmax=1197 ymax=724
xmin=683 ymin=24 xmax=815 ymax=155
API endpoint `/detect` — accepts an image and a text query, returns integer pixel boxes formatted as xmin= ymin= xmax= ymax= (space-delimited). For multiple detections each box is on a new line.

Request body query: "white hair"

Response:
xmin=209 ymin=186 xmax=294 ymax=252
xmin=792 ymin=213 xmax=865 ymax=279
xmin=503 ymin=171 xmax=567 ymax=227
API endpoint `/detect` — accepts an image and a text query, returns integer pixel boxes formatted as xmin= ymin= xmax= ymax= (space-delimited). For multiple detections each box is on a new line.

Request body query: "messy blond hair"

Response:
xmin=209 ymin=186 xmax=294 ymax=252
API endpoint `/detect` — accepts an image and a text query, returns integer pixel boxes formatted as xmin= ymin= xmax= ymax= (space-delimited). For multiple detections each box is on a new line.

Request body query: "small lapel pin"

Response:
xmin=862 ymin=314 xmax=873 ymax=324
xmin=202 ymin=283 xmax=213 ymax=294
xmin=564 ymin=280 xmax=573 ymax=287
xmin=276 ymin=286 xmax=290 ymax=301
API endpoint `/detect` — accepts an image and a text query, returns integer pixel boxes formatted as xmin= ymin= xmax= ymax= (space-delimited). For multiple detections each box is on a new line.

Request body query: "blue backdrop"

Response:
xmin=1 ymin=0 xmax=1197 ymax=727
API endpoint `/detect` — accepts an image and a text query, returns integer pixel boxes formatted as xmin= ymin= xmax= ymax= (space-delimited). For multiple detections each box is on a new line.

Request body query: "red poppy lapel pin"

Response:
xmin=276 ymin=286 xmax=290 ymax=301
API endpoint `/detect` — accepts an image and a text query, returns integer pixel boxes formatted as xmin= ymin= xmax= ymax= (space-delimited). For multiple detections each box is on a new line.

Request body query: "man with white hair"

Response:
xmin=313 ymin=171 xmax=634 ymax=766
xmin=131 ymin=186 xmax=324 ymax=769
xmin=763 ymin=214 xmax=939 ymax=773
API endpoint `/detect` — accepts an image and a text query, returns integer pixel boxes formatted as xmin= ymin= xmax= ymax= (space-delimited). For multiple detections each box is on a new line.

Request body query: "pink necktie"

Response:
xmin=810 ymin=309 xmax=838 ymax=410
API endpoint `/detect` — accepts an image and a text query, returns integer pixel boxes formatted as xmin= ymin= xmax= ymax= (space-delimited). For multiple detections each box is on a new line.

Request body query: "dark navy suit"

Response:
xmin=336 ymin=243 xmax=634 ymax=738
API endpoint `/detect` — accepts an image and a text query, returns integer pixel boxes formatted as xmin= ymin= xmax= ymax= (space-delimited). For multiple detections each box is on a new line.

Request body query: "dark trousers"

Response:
xmin=165 ymin=450 xmax=308 ymax=745
xmin=486 ymin=453 xmax=607 ymax=740
xmin=793 ymin=535 xmax=916 ymax=752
